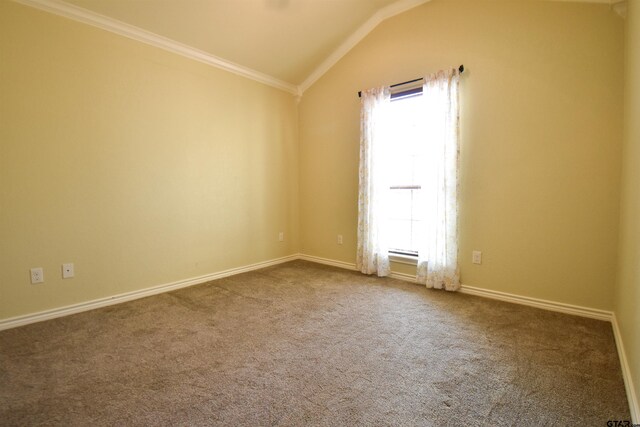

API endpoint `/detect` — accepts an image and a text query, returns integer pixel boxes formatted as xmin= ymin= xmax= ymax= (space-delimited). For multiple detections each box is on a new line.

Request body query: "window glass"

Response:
xmin=385 ymin=93 xmax=426 ymax=255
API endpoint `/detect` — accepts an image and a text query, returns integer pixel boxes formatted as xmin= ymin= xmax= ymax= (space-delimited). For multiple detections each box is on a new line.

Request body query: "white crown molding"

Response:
xmin=297 ymin=0 xmax=621 ymax=94
xmin=0 ymin=254 xmax=299 ymax=331
xmin=11 ymin=0 xmax=299 ymax=95
xmin=12 ymin=0 xmax=619 ymax=98
xmin=298 ymin=0 xmax=431 ymax=94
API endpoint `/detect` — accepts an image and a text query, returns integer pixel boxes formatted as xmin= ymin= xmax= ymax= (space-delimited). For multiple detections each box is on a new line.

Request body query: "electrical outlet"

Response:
xmin=472 ymin=250 xmax=482 ymax=265
xmin=62 ymin=263 xmax=74 ymax=279
xmin=30 ymin=268 xmax=44 ymax=284
xmin=278 ymin=232 xmax=284 ymax=242
xmin=337 ymin=234 xmax=343 ymax=245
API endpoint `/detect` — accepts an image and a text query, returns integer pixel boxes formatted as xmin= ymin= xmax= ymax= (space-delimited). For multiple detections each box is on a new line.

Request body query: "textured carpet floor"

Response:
xmin=0 ymin=260 xmax=630 ymax=426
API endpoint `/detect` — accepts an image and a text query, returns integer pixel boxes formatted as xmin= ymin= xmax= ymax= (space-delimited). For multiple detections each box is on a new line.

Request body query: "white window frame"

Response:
xmin=385 ymin=86 xmax=425 ymax=263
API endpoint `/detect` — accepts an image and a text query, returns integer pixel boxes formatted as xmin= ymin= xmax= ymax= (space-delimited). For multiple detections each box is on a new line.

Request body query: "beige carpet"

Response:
xmin=0 ymin=260 xmax=630 ymax=425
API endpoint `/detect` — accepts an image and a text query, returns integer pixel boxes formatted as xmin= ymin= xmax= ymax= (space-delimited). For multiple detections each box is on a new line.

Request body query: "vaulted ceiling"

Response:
xmin=16 ymin=0 xmax=616 ymax=94
xmin=64 ymin=0 xmax=405 ymax=85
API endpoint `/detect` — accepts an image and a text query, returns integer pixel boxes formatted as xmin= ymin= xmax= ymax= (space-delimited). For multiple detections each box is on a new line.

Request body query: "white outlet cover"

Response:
xmin=30 ymin=268 xmax=44 ymax=284
xmin=62 ymin=263 xmax=74 ymax=279
xmin=472 ymin=251 xmax=482 ymax=265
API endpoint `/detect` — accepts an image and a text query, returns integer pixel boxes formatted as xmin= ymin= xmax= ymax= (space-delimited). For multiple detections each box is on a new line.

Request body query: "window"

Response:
xmin=385 ymin=89 xmax=426 ymax=257
xmin=356 ymin=68 xmax=460 ymax=290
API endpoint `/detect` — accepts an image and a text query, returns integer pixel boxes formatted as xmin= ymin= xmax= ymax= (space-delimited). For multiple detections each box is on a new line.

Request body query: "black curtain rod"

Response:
xmin=358 ymin=64 xmax=464 ymax=98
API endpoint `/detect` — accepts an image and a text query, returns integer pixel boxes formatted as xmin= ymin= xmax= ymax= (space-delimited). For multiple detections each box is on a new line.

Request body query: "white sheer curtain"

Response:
xmin=356 ymin=86 xmax=392 ymax=276
xmin=415 ymin=68 xmax=461 ymax=291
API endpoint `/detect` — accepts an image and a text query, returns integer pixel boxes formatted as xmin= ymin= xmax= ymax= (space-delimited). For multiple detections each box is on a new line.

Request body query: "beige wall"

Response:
xmin=616 ymin=0 xmax=640 ymax=415
xmin=0 ymin=2 xmax=299 ymax=320
xmin=0 ymin=0 xmax=629 ymax=322
xmin=1 ymin=0 xmax=634 ymax=412
xmin=299 ymin=0 xmax=624 ymax=310
xmin=0 ymin=0 xmax=635 ymax=410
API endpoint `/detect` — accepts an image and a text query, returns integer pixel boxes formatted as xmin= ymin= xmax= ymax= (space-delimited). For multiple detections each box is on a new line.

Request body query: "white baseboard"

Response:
xmin=298 ymin=254 xmax=357 ymax=271
xmin=387 ymin=271 xmax=613 ymax=321
xmin=2 ymin=251 xmax=637 ymax=420
xmin=0 ymin=254 xmax=298 ymax=331
xmin=300 ymin=253 xmax=638 ymax=419
xmin=299 ymin=253 xmax=610 ymax=320
xmin=458 ymin=284 xmax=613 ymax=321
xmin=612 ymin=313 xmax=639 ymax=423
xmin=388 ymin=270 xmax=418 ymax=282
xmin=301 ymin=253 xmax=640 ymax=419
